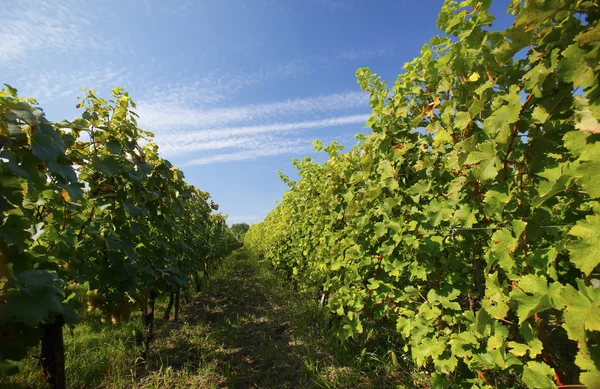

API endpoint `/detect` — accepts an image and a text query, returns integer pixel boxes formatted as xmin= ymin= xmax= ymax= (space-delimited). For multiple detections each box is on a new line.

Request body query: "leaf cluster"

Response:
xmin=245 ymin=1 xmax=600 ymax=387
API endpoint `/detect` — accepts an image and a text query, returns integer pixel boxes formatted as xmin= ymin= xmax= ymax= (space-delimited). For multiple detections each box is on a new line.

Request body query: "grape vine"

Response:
xmin=246 ymin=1 xmax=600 ymax=387
xmin=0 ymin=86 xmax=239 ymax=386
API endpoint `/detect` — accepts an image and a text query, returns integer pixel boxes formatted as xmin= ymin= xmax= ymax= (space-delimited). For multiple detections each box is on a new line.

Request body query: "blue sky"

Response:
xmin=2 ymin=0 xmax=513 ymax=225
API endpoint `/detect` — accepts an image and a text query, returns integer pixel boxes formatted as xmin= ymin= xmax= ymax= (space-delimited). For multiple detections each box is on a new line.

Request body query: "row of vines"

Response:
xmin=0 ymin=86 xmax=240 ymax=388
xmin=245 ymin=1 xmax=599 ymax=388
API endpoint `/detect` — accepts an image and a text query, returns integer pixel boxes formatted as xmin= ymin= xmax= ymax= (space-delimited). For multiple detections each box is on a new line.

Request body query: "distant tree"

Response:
xmin=230 ymin=222 xmax=250 ymax=236
xmin=230 ymin=223 xmax=250 ymax=243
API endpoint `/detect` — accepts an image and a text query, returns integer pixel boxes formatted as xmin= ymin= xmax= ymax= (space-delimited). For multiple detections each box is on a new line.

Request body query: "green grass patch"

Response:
xmin=1 ymin=249 xmax=425 ymax=388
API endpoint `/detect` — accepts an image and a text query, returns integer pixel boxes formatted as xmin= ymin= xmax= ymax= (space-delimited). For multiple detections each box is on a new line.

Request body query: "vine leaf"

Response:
xmin=574 ymin=96 xmax=600 ymax=134
xmin=510 ymin=275 xmax=562 ymax=324
xmin=465 ymin=141 xmax=500 ymax=181
xmin=568 ymin=214 xmax=600 ymax=276
xmin=31 ymin=122 xmax=65 ymax=162
xmin=521 ymin=361 xmax=557 ymax=389
xmin=575 ymin=143 xmax=600 ymax=199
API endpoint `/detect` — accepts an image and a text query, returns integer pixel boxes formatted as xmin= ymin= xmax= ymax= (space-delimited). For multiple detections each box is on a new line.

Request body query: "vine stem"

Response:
xmin=461 ymin=118 xmax=475 ymax=139
xmin=518 ymin=163 xmax=529 ymax=270
xmin=496 ymin=317 xmax=516 ymax=326
xmin=35 ymin=204 xmax=46 ymax=221
xmin=367 ymin=255 xmax=383 ymax=296
xmin=471 ymin=181 xmax=484 ymax=202
xmin=517 ymin=95 xmax=566 ymax=387
xmin=503 ymin=93 xmax=534 ymax=180
xmin=476 ymin=370 xmax=492 ymax=386
xmin=77 ymin=205 xmax=96 ymax=241
xmin=47 ymin=200 xmax=68 ymax=253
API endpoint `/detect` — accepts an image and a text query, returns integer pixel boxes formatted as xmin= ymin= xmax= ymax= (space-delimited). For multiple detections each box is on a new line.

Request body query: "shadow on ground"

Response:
xmin=148 ymin=254 xmax=315 ymax=388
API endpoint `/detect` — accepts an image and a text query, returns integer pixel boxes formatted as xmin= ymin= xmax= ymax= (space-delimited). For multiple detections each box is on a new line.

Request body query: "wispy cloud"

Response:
xmin=337 ymin=47 xmax=390 ymax=61
xmin=139 ymin=0 xmax=195 ymax=16
xmin=155 ymin=113 xmax=368 ymax=156
xmin=158 ymin=134 xmax=309 ymax=157
xmin=138 ymin=92 xmax=368 ymax=133
xmin=15 ymin=67 xmax=131 ymax=102
xmin=134 ymin=45 xmax=385 ymax=117
xmin=181 ymin=145 xmax=314 ymax=166
xmin=1 ymin=0 xmax=376 ymax=168
xmin=137 ymin=58 xmax=318 ymax=109
xmin=0 ymin=0 xmax=106 ymax=69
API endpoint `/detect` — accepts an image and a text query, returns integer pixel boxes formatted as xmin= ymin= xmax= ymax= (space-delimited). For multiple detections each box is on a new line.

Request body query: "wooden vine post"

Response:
xmin=164 ymin=291 xmax=175 ymax=320
xmin=174 ymin=285 xmax=181 ymax=322
xmin=40 ymin=315 xmax=65 ymax=389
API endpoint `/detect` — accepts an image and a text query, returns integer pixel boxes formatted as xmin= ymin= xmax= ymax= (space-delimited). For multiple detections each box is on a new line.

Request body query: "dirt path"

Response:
xmin=147 ymin=251 xmax=317 ymax=388
xmin=139 ymin=250 xmax=418 ymax=389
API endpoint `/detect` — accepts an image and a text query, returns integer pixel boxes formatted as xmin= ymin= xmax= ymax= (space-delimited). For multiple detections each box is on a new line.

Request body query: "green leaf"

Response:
xmin=434 ymin=353 xmax=458 ymax=374
xmin=534 ymin=162 xmax=576 ymax=207
xmin=454 ymin=111 xmax=471 ymax=130
xmin=483 ymin=183 xmax=511 ymax=220
xmin=465 ymin=141 xmax=501 ymax=181
xmin=563 ymin=131 xmax=590 ymax=158
xmin=414 ymin=337 xmax=446 ymax=367
xmin=374 ymin=222 xmax=387 ymax=239
xmin=31 ymin=122 xmax=65 ymax=162
xmin=97 ymin=155 xmax=120 ymax=176
xmin=429 ymin=373 xmax=451 ymax=389
xmin=106 ymin=139 xmax=122 ymax=154
xmin=568 ymin=214 xmax=600 ymax=276
xmin=0 ymin=150 xmax=30 ymax=178
xmin=488 ymin=221 xmax=525 ymax=273
xmin=452 ymin=204 xmax=477 ymax=228
xmin=576 ymin=143 xmax=600 ymax=199
xmin=574 ymin=96 xmax=600 ymax=134
xmin=47 ymin=160 xmax=77 ymax=183
xmin=531 ymin=106 xmax=549 ymax=124
xmin=575 ymin=349 xmax=600 ymax=389
xmin=510 ymin=275 xmax=562 ymax=323
xmin=482 ymin=272 xmax=509 ymax=319
xmin=507 ymin=342 xmax=529 ymax=357
xmin=0 ymin=360 xmax=20 ymax=376
xmin=1 ymin=271 xmax=67 ymax=327
xmin=514 ymin=0 xmax=556 ymax=32
xmin=521 ymin=361 xmax=557 ymax=389
xmin=560 ymin=44 xmax=595 ymax=89
xmin=507 ymin=322 xmax=543 ymax=358
xmin=561 ymin=283 xmax=600 ymax=357
xmin=423 ymin=199 xmax=453 ymax=226
xmin=484 ymin=102 xmax=519 ymax=142
xmin=519 ymin=322 xmax=543 ymax=358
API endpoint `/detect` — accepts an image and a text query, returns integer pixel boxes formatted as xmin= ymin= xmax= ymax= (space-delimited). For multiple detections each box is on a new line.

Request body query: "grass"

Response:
xmin=1 ymin=313 xmax=144 ymax=389
xmin=1 ymin=249 xmax=424 ymax=388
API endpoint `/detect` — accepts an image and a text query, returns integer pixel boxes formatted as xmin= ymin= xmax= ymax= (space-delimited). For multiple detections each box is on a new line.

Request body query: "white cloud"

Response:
xmin=136 ymin=57 xmax=319 ymax=110
xmin=133 ymin=45 xmax=384 ymax=124
xmin=139 ymin=78 xmax=229 ymax=106
xmin=158 ymin=134 xmax=309 ymax=157
xmin=181 ymin=145 xmax=314 ymax=166
xmin=15 ymin=67 xmax=131 ymax=102
xmin=138 ymin=91 xmax=368 ymax=133
xmin=0 ymin=0 xmax=104 ymax=68
xmin=155 ymin=113 xmax=368 ymax=156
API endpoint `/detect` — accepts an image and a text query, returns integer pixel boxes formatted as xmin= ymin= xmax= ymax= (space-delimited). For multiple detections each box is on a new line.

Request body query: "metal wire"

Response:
xmin=414 ymin=224 xmax=575 ymax=235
